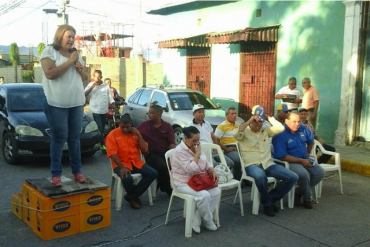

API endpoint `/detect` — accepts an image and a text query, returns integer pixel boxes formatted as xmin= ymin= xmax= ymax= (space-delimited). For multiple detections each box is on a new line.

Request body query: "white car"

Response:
xmin=124 ymin=85 xmax=244 ymax=144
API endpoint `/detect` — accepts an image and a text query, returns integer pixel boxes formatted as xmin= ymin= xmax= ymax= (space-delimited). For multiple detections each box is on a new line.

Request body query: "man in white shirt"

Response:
xmin=85 ymin=70 xmax=115 ymax=152
xmin=186 ymin=104 xmax=234 ymax=169
xmin=275 ymin=77 xmax=303 ymax=112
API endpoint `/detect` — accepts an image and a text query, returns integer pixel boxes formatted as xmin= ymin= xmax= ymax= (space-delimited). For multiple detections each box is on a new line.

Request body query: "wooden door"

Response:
xmin=187 ymin=47 xmax=211 ymax=97
xmin=239 ymin=41 xmax=276 ymax=120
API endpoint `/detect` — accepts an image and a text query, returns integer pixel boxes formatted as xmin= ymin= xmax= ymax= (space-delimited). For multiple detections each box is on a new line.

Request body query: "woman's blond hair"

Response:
xmin=52 ymin=24 xmax=76 ymax=50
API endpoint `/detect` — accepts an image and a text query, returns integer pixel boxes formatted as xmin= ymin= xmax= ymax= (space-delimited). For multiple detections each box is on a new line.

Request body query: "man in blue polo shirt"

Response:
xmin=272 ymin=112 xmax=325 ymax=209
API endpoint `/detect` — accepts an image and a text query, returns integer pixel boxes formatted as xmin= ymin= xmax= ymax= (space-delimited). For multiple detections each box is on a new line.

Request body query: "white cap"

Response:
xmin=192 ymin=104 xmax=205 ymax=113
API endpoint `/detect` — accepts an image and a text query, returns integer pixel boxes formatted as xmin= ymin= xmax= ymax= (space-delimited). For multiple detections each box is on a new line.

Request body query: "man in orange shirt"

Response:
xmin=105 ymin=114 xmax=158 ymax=209
xmin=302 ymin=77 xmax=319 ymax=128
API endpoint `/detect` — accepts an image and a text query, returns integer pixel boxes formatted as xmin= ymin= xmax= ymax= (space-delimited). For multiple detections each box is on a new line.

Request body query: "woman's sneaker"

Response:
xmin=203 ymin=220 xmax=217 ymax=231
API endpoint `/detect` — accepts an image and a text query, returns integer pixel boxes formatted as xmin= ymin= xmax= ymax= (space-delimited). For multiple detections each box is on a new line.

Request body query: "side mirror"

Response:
xmin=163 ymin=106 xmax=169 ymax=112
xmin=216 ymin=103 xmax=222 ymax=109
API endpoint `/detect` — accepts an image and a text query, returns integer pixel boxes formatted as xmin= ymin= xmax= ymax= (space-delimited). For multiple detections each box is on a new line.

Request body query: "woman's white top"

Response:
xmin=40 ymin=46 xmax=85 ymax=108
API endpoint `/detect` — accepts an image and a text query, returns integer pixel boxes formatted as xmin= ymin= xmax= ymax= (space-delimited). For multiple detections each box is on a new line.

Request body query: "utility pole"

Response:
xmin=58 ymin=0 xmax=70 ymax=25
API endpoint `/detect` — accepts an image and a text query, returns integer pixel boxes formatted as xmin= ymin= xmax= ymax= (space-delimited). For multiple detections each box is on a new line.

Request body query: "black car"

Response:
xmin=0 ymin=83 xmax=100 ymax=164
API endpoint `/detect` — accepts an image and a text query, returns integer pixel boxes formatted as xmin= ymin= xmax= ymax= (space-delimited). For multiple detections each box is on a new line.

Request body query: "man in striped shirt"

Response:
xmin=214 ymin=107 xmax=242 ymax=180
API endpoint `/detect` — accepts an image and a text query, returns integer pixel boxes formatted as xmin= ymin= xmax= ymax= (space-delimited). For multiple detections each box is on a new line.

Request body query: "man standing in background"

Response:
xmin=275 ymin=77 xmax=303 ymax=112
xmin=302 ymin=77 xmax=319 ymax=128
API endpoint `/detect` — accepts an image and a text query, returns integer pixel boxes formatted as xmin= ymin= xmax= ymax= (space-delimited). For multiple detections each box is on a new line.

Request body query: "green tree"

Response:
xmin=37 ymin=43 xmax=46 ymax=56
xmin=9 ymin=43 xmax=20 ymax=66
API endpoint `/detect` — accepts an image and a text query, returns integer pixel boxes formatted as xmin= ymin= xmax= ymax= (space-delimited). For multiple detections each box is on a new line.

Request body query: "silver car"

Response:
xmin=124 ymin=85 xmax=244 ymax=144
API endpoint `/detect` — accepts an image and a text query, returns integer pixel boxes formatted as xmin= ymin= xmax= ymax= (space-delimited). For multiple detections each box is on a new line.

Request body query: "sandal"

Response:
xmin=52 ymin=176 xmax=62 ymax=187
xmin=74 ymin=173 xmax=86 ymax=183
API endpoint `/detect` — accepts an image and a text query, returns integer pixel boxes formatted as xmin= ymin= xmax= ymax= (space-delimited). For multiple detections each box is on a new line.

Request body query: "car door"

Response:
xmin=0 ymin=87 xmax=7 ymax=142
xmin=127 ymin=89 xmax=153 ymax=126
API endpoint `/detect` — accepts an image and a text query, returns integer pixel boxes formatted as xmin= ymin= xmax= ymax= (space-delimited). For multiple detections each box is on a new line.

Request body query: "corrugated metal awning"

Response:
xmin=157 ymin=34 xmax=210 ymax=48
xmin=206 ymin=25 xmax=281 ymax=44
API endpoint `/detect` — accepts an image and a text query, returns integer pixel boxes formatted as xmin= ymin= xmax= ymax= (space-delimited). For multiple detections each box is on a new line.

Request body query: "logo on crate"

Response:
xmin=87 ymin=214 xmax=103 ymax=225
xmin=87 ymin=195 xmax=103 ymax=206
xmin=52 ymin=201 xmax=71 ymax=212
xmin=53 ymin=221 xmax=71 ymax=232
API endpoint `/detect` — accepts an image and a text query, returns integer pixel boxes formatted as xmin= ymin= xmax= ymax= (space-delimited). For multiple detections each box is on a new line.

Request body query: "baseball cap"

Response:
xmin=192 ymin=104 xmax=205 ymax=113
xmin=251 ymin=105 xmax=265 ymax=122
xmin=277 ymin=104 xmax=289 ymax=112
xmin=298 ymin=107 xmax=308 ymax=113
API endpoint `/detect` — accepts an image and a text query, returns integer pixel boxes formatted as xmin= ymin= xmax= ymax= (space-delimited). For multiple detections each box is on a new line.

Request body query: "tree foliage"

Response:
xmin=9 ymin=43 xmax=20 ymax=66
xmin=37 ymin=43 xmax=46 ymax=56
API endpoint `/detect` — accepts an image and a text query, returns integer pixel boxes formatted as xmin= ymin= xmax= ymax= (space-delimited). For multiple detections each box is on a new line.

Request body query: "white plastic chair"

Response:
xmin=110 ymin=158 xmax=154 ymax=211
xmin=232 ymin=144 xmax=289 ymax=215
xmin=201 ymin=143 xmax=243 ymax=219
xmin=312 ymin=140 xmax=343 ymax=198
xmin=164 ymin=149 xmax=219 ymax=238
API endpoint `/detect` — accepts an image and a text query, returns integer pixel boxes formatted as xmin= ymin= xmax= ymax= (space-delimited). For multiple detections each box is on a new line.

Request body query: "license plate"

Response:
xmin=63 ymin=142 xmax=68 ymax=150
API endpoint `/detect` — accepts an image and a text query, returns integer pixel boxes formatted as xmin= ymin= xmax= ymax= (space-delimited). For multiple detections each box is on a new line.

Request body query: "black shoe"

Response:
xmin=263 ymin=205 xmax=275 ymax=217
xmin=124 ymin=194 xmax=140 ymax=209
xmin=272 ymin=204 xmax=280 ymax=213
xmin=134 ymin=197 xmax=142 ymax=207
xmin=302 ymin=200 xmax=313 ymax=209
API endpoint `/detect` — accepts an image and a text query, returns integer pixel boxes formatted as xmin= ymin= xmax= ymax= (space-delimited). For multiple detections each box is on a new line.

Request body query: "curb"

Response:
xmin=341 ymin=159 xmax=370 ymax=177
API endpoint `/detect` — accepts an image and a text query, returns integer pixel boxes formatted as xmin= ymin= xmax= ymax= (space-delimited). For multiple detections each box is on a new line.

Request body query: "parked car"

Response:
xmin=123 ymin=85 xmax=244 ymax=144
xmin=0 ymin=83 xmax=101 ymax=164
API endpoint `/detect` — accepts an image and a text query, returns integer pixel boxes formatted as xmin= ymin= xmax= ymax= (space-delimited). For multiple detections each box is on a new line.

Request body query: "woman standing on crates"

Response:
xmin=40 ymin=25 xmax=88 ymax=187
xmin=170 ymin=126 xmax=220 ymax=234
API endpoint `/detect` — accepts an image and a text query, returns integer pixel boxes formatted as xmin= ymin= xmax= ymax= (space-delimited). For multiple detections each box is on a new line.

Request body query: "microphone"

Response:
xmin=69 ymin=48 xmax=78 ymax=64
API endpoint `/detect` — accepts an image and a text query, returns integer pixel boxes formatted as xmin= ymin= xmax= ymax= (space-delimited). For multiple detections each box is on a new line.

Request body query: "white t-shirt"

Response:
xmin=275 ymin=85 xmax=303 ymax=110
xmin=40 ymin=46 xmax=85 ymax=108
xmin=186 ymin=120 xmax=214 ymax=144
xmin=85 ymin=81 xmax=115 ymax=114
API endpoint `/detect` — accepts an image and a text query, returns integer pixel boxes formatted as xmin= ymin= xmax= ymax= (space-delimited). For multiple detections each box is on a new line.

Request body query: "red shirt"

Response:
xmin=137 ymin=120 xmax=175 ymax=154
xmin=105 ymin=128 xmax=145 ymax=170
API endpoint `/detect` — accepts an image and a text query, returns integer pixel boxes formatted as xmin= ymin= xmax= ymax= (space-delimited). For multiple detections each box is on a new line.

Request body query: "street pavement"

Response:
xmin=0 ymin=148 xmax=370 ymax=247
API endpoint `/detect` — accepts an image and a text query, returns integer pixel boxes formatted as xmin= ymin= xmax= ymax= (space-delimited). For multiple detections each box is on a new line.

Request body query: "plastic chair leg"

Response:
xmin=214 ymin=192 xmax=221 ymax=227
xmin=151 ymin=179 xmax=158 ymax=198
xmin=165 ymin=195 xmax=174 ymax=225
xmin=313 ymin=186 xmax=319 ymax=203
xmin=317 ymin=180 xmax=323 ymax=198
xmin=110 ymin=177 xmax=116 ymax=201
xmin=116 ymin=179 xmax=123 ymax=211
xmin=288 ymin=186 xmax=295 ymax=209
xmin=237 ymin=183 xmax=244 ymax=216
xmin=252 ymin=182 xmax=260 ymax=215
xmin=148 ymin=184 xmax=153 ymax=206
xmin=338 ymin=169 xmax=344 ymax=194
xmin=184 ymin=198 xmax=195 ymax=238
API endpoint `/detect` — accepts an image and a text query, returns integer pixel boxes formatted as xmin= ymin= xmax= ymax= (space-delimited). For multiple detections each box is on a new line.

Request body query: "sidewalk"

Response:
xmin=332 ymin=141 xmax=370 ymax=177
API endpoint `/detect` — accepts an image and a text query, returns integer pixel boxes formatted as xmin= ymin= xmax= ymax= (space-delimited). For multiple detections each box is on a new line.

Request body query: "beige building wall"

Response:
xmin=0 ymin=66 xmax=23 ymax=83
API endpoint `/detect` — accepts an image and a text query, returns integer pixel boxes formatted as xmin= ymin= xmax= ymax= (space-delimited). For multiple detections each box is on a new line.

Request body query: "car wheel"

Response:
xmin=173 ymin=126 xmax=183 ymax=146
xmin=2 ymin=133 xmax=20 ymax=164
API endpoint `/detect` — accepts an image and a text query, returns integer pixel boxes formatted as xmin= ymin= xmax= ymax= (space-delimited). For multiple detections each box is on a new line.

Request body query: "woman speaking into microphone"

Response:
xmin=40 ymin=25 xmax=88 ymax=187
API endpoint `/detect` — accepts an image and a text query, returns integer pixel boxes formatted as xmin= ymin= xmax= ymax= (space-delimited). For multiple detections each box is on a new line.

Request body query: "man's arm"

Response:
xmin=279 ymin=155 xmax=311 ymax=167
xmin=110 ymin=154 xmax=131 ymax=179
xmin=311 ymin=100 xmax=319 ymax=121
xmin=306 ymin=142 xmax=314 ymax=158
xmin=130 ymin=127 xmax=148 ymax=155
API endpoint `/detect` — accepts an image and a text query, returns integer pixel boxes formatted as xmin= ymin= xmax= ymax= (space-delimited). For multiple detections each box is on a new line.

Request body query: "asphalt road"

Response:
xmin=1 ymin=148 xmax=370 ymax=247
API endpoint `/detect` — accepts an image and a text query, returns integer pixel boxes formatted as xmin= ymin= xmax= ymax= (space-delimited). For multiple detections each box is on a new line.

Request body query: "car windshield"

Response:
xmin=9 ymin=89 xmax=46 ymax=112
xmin=168 ymin=92 xmax=218 ymax=111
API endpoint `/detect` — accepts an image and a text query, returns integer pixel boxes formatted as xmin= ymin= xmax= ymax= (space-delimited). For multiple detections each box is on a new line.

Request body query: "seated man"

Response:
xmin=186 ymin=104 xmax=234 ymax=169
xmin=105 ymin=114 xmax=158 ymax=209
xmin=275 ymin=104 xmax=289 ymax=124
xmin=137 ymin=105 xmax=175 ymax=195
xmin=299 ymin=108 xmax=335 ymax=164
xmin=234 ymin=105 xmax=298 ymax=217
xmin=214 ymin=107 xmax=242 ymax=180
xmin=272 ymin=112 xmax=325 ymax=209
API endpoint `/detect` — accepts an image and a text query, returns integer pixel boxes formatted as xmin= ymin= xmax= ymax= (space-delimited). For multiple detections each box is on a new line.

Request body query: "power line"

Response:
xmin=0 ymin=0 xmax=51 ymax=30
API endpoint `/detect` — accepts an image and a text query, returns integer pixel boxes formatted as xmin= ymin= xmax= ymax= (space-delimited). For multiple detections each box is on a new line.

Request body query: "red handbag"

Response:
xmin=188 ymin=173 xmax=218 ymax=191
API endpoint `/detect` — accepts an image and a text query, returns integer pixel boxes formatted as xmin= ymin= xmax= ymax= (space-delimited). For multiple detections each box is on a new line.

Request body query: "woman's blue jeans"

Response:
xmin=44 ymin=102 xmax=84 ymax=177
xmin=246 ymin=164 xmax=298 ymax=207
